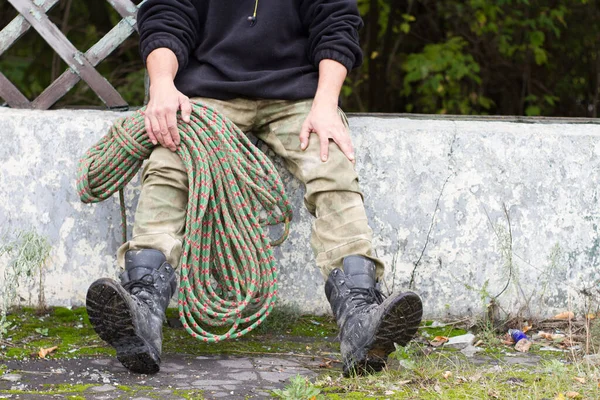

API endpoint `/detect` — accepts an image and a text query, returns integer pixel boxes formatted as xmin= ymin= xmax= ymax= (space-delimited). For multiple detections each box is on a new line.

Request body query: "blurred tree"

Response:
xmin=349 ymin=0 xmax=600 ymax=116
xmin=0 ymin=0 xmax=598 ymax=117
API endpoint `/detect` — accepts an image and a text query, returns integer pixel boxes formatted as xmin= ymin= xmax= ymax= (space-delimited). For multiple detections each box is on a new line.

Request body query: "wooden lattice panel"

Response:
xmin=0 ymin=0 xmax=143 ymax=109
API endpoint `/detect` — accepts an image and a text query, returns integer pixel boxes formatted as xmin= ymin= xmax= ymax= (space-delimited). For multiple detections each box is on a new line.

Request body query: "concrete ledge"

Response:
xmin=2 ymin=107 xmax=600 ymax=318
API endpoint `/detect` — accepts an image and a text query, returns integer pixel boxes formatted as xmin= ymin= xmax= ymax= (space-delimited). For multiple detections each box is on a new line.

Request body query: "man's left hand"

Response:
xmin=299 ymin=105 xmax=355 ymax=163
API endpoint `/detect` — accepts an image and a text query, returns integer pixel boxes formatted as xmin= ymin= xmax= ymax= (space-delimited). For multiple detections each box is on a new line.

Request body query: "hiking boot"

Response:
xmin=325 ymin=255 xmax=423 ymax=376
xmin=86 ymin=249 xmax=177 ymax=374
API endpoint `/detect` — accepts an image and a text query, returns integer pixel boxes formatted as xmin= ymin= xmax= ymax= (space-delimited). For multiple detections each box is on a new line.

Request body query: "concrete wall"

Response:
xmin=1 ymin=107 xmax=600 ymax=319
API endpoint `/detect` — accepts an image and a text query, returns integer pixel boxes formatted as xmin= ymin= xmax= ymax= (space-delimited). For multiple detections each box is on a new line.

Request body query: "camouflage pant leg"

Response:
xmin=116 ymin=98 xmax=257 ymax=269
xmin=254 ymin=100 xmax=384 ymax=279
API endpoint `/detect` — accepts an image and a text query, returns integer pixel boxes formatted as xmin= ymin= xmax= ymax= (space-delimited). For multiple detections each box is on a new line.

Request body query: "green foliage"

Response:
xmin=402 ymin=37 xmax=491 ymax=114
xmin=345 ymin=0 xmax=600 ymax=116
xmin=35 ymin=327 xmax=49 ymax=336
xmin=272 ymin=375 xmax=323 ymax=400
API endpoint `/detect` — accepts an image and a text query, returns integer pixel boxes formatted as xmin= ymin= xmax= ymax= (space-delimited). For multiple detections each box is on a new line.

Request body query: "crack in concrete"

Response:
xmin=409 ymin=174 xmax=452 ymax=289
xmin=409 ymin=125 xmax=459 ymax=289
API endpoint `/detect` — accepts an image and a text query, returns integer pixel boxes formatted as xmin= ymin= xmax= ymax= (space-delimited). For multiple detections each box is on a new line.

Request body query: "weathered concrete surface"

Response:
xmin=1 ymin=107 xmax=600 ymax=318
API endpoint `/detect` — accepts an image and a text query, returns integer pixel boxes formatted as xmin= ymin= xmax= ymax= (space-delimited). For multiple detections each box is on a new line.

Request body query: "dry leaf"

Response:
xmin=488 ymin=390 xmax=500 ymax=399
xmin=318 ymin=359 xmax=333 ymax=369
xmin=515 ymin=339 xmax=532 ymax=353
xmin=586 ymin=313 xmax=596 ymax=320
xmin=565 ymin=392 xmax=581 ymax=399
xmin=553 ymin=311 xmax=575 ymax=320
xmin=442 ymin=371 xmax=452 ymax=379
xmin=573 ymin=377 xmax=586 ymax=384
xmin=469 ymin=373 xmax=483 ymax=382
xmin=474 ymin=339 xmax=483 ymax=347
xmin=430 ymin=336 xmax=449 ymax=347
xmin=522 ymin=325 xmax=532 ymax=333
xmin=397 ymin=380 xmax=412 ymax=385
xmin=38 ymin=346 xmax=58 ymax=358
xmin=538 ymin=331 xmax=553 ymax=340
xmin=384 ymin=391 xmax=395 ymax=395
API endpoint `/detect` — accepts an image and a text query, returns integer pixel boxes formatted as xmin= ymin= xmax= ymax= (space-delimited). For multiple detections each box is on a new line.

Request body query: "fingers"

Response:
xmin=299 ymin=122 xmax=310 ymax=151
xmin=144 ymin=103 xmax=179 ymax=151
xmin=333 ymin=127 xmax=355 ymax=163
xmin=144 ymin=116 xmax=157 ymax=145
xmin=180 ymin=96 xmax=192 ymax=123
xmin=319 ymin=132 xmax=329 ymax=162
xmin=157 ymin=115 xmax=176 ymax=151
xmin=149 ymin=115 xmax=165 ymax=148
xmin=166 ymin=112 xmax=180 ymax=149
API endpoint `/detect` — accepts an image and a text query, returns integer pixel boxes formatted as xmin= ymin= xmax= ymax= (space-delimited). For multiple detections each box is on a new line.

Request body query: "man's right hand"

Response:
xmin=144 ymin=78 xmax=192 ymax=152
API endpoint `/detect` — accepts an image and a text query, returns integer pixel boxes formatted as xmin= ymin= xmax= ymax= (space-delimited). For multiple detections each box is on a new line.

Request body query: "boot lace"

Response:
xmin=123 ymin=274 xmax=158 ymax=299
xmin=348 ymin=287 xmax=386 ymax=307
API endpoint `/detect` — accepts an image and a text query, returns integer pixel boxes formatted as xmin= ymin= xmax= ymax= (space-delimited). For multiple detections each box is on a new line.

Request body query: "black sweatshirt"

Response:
xmin=137 ymin=0 xmax=363 ymax=100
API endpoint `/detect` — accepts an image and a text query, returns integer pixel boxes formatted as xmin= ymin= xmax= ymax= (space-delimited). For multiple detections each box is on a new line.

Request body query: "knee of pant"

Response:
xmin=306 ymin=189 xmax=365 ymax=219
xmin=143 ymin=147 xmax=188 ymax=183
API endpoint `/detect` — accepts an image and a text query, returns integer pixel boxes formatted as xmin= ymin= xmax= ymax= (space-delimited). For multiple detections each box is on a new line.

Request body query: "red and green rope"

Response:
xmin=77 ymin=102 xmax=292 ymax=342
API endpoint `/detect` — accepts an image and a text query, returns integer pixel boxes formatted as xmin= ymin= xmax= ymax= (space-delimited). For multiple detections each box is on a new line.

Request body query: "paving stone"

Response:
xmin=1 ymin=354 xmax=315 ymax=399
xmin=254 ymin=357 xmax=300 ymax=367
xmin=199 ymin=386 xmax=220 ymax=391
xmin=228 ymin=371 xmax=257 ymax=381
xmin=90 ymin=384 xmax=117 ymax=392
xmin=91 ymin=359 xmax=112 ymax=366
xmin=0 ymin=374 xmax=21 ymax=382
xmin=191 ymin=379 xmax=238 ymax=386
xmin=160 ymin=363 xmax=185 ymax=372
xmin=258 ymin=371 xmax=293 ymax=383
xmin=218 ymin=359 xmax=254 ymax=369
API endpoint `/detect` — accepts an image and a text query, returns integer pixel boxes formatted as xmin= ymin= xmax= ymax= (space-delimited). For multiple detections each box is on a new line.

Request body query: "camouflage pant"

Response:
xmin=117 ymin=98 xmax=384 ymax=279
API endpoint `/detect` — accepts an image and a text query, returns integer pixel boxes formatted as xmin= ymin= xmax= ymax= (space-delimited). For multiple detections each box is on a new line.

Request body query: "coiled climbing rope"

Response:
xmin=77 ymin=103 xmax=292 ymax=342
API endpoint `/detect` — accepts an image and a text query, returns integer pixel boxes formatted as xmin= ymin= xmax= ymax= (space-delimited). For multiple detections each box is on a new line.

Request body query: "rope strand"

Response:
xmin=77 ymin=102 xmax=292 ymax=342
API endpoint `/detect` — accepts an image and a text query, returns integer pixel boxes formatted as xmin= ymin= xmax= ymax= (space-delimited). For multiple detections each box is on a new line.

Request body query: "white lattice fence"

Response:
xmin=0 ymin=0 xmax=144 ymax=109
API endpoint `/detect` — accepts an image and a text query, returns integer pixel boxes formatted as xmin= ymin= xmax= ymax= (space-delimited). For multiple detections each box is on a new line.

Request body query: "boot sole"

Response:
xmin=86 ymin=278 xmax=161 ymax=374
xmin=345 ymin=291 xmax=423 ymax=376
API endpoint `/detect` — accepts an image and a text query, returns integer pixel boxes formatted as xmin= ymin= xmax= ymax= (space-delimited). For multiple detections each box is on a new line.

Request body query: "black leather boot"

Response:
xmin=86 ymin=249 xmax=177 ymax=374
xmin=325 ymin=255 xmax=423 ymax=376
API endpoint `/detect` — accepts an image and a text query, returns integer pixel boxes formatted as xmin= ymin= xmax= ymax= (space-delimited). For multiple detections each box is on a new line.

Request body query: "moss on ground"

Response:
xmin=0 ymin=306 xmax=339 ymax=361
xmin=0 ymin=383 xmax=94 ymax=395
xmin=1 ymin=307 xmax=114 ymax=359
xmin=162 ymin=306 xmax=338 ymax=356
xmin=419 ymin=320 xmax=468 ymax=338
xmin=0 ymin=382 xmax=204 ymax=399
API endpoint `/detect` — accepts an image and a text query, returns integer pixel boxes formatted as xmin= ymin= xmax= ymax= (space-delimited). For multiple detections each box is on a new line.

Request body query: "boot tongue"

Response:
xmin=343 ymin=256 xmax=376 ymax=289
xmin=124 ymin=249 xmax=167 ymax=281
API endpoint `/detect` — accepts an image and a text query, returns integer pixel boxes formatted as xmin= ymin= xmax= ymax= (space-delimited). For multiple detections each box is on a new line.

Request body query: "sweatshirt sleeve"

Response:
xmin=299 ymin=0 xmax=364 ymax=72
xmin=137 ymin=0 xmax=201 ymax=73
